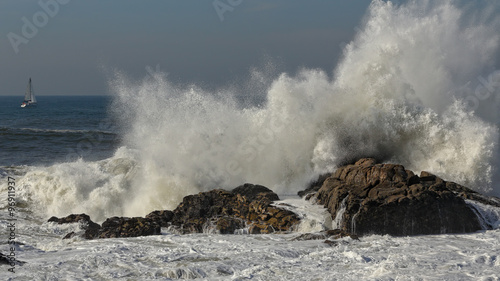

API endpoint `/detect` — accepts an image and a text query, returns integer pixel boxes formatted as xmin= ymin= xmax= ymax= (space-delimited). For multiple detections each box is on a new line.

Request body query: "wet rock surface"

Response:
xmin=91 ymin=217 xmax=161 ymax=239
xmin=168 ymin=183 xmax=300 ymax=234
xmin=48 ymin=213 xmax=100 ymax=231
xmin=51 ymin=183 xmax=300 ymax=239
xmin=305 ymin=158 xmax=499 ymax=236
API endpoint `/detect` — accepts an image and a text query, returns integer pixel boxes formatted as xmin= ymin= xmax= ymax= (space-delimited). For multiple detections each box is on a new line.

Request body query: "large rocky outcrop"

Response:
xmin=169 ymin=183 xmax=299 ymax=234
xmin=50 ymin=183 xmax=300 ymax=239
xmin=305 ymin=158 xmax=499 ymax=236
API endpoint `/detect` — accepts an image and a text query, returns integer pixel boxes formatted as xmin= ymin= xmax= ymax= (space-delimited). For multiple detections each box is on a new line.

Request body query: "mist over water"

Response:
xmin=11 ymin=0 xmax=500 ymax=221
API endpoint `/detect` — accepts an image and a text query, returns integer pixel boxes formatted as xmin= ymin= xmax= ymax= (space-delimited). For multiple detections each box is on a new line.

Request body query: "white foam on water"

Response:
xmin=2 ymin=214 xmax=500 ymax=280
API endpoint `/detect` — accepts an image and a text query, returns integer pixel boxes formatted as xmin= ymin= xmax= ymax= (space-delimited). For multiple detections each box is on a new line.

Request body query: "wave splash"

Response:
xmin=10 ymin=0 xmax=500 ymax=221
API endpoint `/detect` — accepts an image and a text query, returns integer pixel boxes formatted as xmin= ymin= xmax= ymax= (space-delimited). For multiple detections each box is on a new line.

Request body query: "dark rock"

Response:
xmin=0 ymin=251 xmax=26 ymax=266
xmin=232 ymin=183 xmax=279 ymax=202
xmin=308 ymin=158 xmax=494 ymax=237
xmin=215 ymin=216 xmax=246 ymax=234
xmin=0 ymin=252 xmax=10 ymax=265
xmin=48 ymin=213 xmax=100 ymax=231
xmin=325 ymin=229 xmax=359 ymax=240
xmin=145 ymin=210 xmax=174 ymax=227
xmin=92 ymin=217 xmax=161 ymax=239
xmin=323 ymin=240 xmax=339 ymax=247
xmin=49 ymin=213 xmax=161 ymax=239
xmin=63 ymin=232 xmax=76 ymax=239
xmin=248 ymin=223 xmax=275 ymax=234
xmin=48 ymin=213 xmax=101 ymax=239
xmin=292 ymin=232 xmax=328 ymax=241
xmin=51 ymin=184 xmax=300 ymax=239
xmin=169 ymin=184 xmax=300 ymax=234
xmin=293 ymin=229 xmax=358 ymax=241
xmin=170 ymin=189 xmax=235 ymax=233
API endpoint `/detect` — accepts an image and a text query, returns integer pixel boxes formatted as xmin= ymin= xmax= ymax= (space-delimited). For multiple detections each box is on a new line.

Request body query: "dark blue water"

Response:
xmin=0 ymin=96 xmax=119 ymax=166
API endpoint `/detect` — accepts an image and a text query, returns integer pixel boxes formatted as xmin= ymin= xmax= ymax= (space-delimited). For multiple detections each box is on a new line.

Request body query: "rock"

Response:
xmin=145 ymin=210 xmax=174 ymax=227
xmin=48 ymin=213 xmax=100 ymax=231
xmin=0 ymin=251 xmax=26 ymax=266
xmin=91 ymin=217 xmax=161 ymax=239
xmin=323 ymin=240 xmax=339 ymax=246
xmin=292 ymin=229 xmax=358 ymax=241
xmin=170 ymin=189 xmax=236 ymax=233
xmin=49 ymin=214 xmax=161 ymax=239
xmin=292 ymin=232 xmax=328 ymax=241
xmin=325 ymin=229 xmax=359 ymax=240
xmin=0 ymin=252 xmax=10 ymax=265
xmin=51 ymin=184 xmax=300 ymax=239
xmin=305 ymin=158 xmax=495 ymax=237
xmin=232 ymin=183 xmax=279 ymax=202
xmin=215 ymin=216 xmax=246 ymax=234
xmin=169 ymin=184 xmax=300 ymax=234
xmin=48 ymin=213 xmax=101 ymax=239
xmin=63 ymin=232 xmax=76 ymax=239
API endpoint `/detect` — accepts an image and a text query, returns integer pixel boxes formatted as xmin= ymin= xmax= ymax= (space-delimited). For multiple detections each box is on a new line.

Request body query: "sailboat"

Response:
xmin=21 ymin=78 xmax=37 ymax=108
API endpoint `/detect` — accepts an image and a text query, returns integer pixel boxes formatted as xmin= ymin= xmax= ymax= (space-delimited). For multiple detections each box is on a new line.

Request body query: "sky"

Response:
xmin=0 ymin=0 xmax=372 ymax=96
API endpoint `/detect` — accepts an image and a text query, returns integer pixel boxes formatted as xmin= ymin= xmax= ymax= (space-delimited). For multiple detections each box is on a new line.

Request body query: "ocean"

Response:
xmin=2 ymin=0 xmax=500 ymax=280
xmin=0 ymin=96 xmax=117 ymax=167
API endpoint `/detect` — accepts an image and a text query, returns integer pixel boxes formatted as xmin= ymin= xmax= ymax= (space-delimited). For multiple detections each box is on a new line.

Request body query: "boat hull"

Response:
xmin=21 ymin=102 xmax=36 ymax=108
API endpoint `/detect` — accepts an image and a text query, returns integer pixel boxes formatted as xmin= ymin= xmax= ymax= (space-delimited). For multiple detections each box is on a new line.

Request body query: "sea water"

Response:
xmin=1 ymin=0 xmax=500 ymax=279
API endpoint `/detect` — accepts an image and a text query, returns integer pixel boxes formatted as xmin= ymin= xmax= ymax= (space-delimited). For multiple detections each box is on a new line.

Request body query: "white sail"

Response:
xmin=21 ymin=78 xmax=37 ymax=107
xmin=30 ymin=80 xmax=36 ymax=103
xmin=24 ymin=78 xmax=32 ymax=101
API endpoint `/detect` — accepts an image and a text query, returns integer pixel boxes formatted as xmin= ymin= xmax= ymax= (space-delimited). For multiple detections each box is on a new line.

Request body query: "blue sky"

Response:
xmin=0 ymin=0 xmax=372 ymax=95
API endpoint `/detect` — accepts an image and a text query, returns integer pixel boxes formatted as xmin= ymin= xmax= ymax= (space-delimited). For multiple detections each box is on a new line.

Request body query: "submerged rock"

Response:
xmin=0 ymin=251 xmax=26 ymax=266
xmin=293 ymin=229 xmax=359 ymax=241
xmin=303 ymin=158 xmax=498 ymax=237
xmin=0 ymin=252 xmax=11 ymax=265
